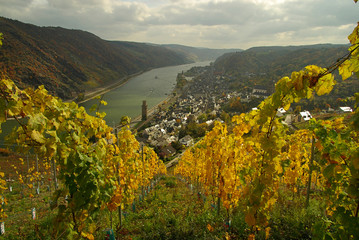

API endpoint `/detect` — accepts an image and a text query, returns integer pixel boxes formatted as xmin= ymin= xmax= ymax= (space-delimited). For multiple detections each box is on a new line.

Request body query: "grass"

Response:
xmin=0 ymin=182 xmax=56 ymax=240
xmin=0 ymin=173 xmax=328 ymax=239
xmin=116 ymin=176 xmax=233 ymax=240
xmin=112 ymin=176 xmax=326 ymax=240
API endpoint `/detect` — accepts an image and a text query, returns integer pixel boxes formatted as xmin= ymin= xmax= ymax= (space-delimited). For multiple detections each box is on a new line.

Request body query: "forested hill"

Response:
xmin=213 ymin=44 xmax=359 ymax=110
xmin=215 ymin=44 xmax=349 ymax=76
xmin=0 ymin=17 xmax=191 ymax=100
xmin=161 ymin=44 xmax=243 ymax=62
xmin=214 ymin=44 xmax=349 ymax=84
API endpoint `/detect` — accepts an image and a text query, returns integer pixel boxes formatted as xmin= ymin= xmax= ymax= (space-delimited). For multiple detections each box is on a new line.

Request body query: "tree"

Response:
xmin=220 ymin=111 xmax=231 ymax=124
xmin=120 ymin=116 xmax=131 ymax=126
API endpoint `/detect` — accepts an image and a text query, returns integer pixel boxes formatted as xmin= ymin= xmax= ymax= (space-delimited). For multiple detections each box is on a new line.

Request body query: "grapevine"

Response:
xmin=175 ymin=11 xmax=359 ymax=239
xmin=0 ymin=73 xmax=166 ymax=238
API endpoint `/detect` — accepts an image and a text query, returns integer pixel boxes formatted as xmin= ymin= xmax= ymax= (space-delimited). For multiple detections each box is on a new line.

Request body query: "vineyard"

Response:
xmin=0 ymin=29 xmax=167 ymax=238
xmin=1 ymin=4 xmax=359 ymax=239
xmin=174 ymin=21 xmax=359 ymax=239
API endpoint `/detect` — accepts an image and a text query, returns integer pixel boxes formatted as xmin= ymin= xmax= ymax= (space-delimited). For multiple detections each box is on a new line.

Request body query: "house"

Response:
xmin=206 ymin=120 xmax=214 ymax=126
xmin=339 ymin=107 xmax=353 ymax=113
xmin=252 ymin=88 xmax=267 ymax=94
xmin=142 ymin=129 xmax=150 ymax=140
xmin=179 ymin=135 xmax=194 ymax=147
xmin=214 ymin=118 xmax=224 ymax=124
xmin=298 ymin=111 xmax=312 ymax=122
xmin=157 ymin=136 xmax=171 ymax=147
xmin=276 ymin=108 xmax=286 ymax=117
xmin=283 ymin=114 xmax=294 ymax=125
xmin=252 ymin=87 xmax=268 ymax=98
xmin=278 ymin=108 xmax=286 ymax=114
xmin=161 ymin=145 xmax=176 ymax=159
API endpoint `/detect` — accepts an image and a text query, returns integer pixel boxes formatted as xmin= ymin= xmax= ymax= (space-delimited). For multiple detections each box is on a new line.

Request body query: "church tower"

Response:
xmin=142 ymin=100 xmax=147 ymax=121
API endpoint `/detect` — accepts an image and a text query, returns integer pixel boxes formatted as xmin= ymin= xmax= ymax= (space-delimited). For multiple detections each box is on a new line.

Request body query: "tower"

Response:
xmin=142 ymin=100 xmax=147 ymax=121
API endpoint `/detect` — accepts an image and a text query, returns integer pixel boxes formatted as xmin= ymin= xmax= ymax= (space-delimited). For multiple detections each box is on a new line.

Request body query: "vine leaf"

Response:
xmin=245 ymin=213 xmax=256 ymax=226
xmin=31 ymin=130 xmax=45 ymax=144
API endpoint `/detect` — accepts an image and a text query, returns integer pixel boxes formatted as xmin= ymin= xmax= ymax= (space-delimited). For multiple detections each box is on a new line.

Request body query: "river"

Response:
xmin=0 ymin=61 xmax=211 ymax=146
xmin=80 ymin=61 xmax=212 ymax=126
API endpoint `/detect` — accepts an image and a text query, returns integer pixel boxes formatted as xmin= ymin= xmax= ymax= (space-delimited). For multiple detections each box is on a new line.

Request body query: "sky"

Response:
xmin=0 ymin=0 xmax=358 ymax=49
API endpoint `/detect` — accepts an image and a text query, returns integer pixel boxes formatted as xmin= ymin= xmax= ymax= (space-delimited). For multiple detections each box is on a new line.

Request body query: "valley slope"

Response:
xmin=0 ymin=17 xmax=191 ymax=100
xmin=213 ymin=44 xmax=358 ymax=108
xmin=162 ymin=44 xmax=242 ymax=62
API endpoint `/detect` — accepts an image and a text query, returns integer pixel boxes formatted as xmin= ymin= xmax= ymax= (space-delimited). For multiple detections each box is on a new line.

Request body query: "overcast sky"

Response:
xmin=0 ymin=0 xmax=358 ymax=49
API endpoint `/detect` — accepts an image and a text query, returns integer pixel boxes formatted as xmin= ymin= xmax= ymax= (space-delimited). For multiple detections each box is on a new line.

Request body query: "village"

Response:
xmin=136 ymin=65 xmax=353 ymax=162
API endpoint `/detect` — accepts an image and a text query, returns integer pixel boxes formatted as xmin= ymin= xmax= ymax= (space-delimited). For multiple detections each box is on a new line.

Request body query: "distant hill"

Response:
xmin=162 ymin=44 xmax=242 ymax=62
xmin=109 ymin=41 xmax=192 ymax=69
xmin=214 ymin=44 xmax=349 ymax=78
xmin=0 ymin=17 xmax=191 ymax=100
xmin=213 ymin=44 xmax=358 ymax=110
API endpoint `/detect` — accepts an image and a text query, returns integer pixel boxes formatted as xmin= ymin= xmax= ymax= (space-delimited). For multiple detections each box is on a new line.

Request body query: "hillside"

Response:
xmin=162 ymin=44 xmax=242 ymax=62
xmin=214 ymin=44 xmax=349 ymax=77
xmin=0 ymin=17 xmax=191 ymax=100
xmin=109 ymin=41 xmax=192 ymax=69
xmin=214 ymin=44 xmax=359 ymax=108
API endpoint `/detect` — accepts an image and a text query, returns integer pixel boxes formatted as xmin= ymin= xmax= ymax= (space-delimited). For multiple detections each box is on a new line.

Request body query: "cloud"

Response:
xmin=0 ymin=0 xmax=358 ymax=49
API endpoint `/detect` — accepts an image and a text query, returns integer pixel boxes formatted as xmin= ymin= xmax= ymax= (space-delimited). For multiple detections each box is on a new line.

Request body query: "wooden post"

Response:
xmin=36 ymin=154 xmax=40 ymax=195
xmin=52 ymin=157 xmax=58 ymax=190
xmin=115 ymin=128 xmax=122 ymax=227
xmin=217 ymin=196 xmax=221 ymax=216
xmin=306 ymin=136 xmax=315 ymax=208
xmin=32 ymin=207 xmax=36 ymax=220
xmin=0 ymin=222 xmax=4 ymax=235
xmin=217 ymin=162 xmax=222 ymax=215
xmin=110 ymin=211 xmax=113 ymax=230
xmin=26 ymin=154 xmax=30 ymax=184
xmin=117 ymin=162 xmax=122 ymax=227
xmin=141 ymin=144 xmax=144 ymax=199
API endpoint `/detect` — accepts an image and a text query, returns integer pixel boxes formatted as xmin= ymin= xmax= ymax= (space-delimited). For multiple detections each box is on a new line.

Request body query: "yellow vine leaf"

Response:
xmin=291 ymin=71 xmax=304 ymax=91
xmin=315 ymin=73 xmax=335 ymax=96
xmin=225 ymin=232 xmax=231 ymax=240
xmin=339 ymin=60 xmax=352 ymax=80
xmin=81 ymin=232 xmax=95 ymax=240
xmin=1 ymin=78 xmax=14 ymax=91
xmin=79 ymin=210 xmax=89 ymax=222
xmin=353 ymin=157 xmax=359 ymax=170
xmin=88 ymin=223 xmax=97 ymax=234
xmin=248 ymin=234 xmax=255 ymax=240
xmin=348 ymin=22 xmax=359 ymax=44
xmin=265 ymin=227 xmax=271 ymax=239
xmin=245 ymin=213 xmax=256 ymax=226
xmin=207 ymin=223 xmax=214 ymax=232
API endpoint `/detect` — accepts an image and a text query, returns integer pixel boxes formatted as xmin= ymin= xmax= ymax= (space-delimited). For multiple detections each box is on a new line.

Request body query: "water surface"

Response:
xmin=81 ymin=61 xmax=211 ymax=125
xmin=0 ymin=61 xmax=211 ymax=146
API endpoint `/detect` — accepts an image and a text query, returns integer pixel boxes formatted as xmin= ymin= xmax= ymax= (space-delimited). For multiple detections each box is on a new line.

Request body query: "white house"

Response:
xmin=299 ymin=111 xmax=312 ymax=121
xmin=339 ymin=107 xmax=353 ymax=113
xmin=278 ymin=108 xmax=286 ymax=114
xmin=276 ymin=108 xmax=287 ymax=117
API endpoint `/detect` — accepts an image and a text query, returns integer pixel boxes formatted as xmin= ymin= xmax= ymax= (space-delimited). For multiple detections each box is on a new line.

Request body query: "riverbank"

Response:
xmin=130 ymin=90 xmax=180 ymax=131
xmin=130 ymin=75 xmax=192 ymax=131
xmin=76 ymin=61 xmax=211 ymax=106
xmin=72 ymin=70 xmax=147 ymax=104
xmin=79 ymin=61 xmax=212 ymax=128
